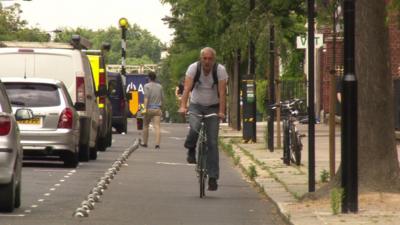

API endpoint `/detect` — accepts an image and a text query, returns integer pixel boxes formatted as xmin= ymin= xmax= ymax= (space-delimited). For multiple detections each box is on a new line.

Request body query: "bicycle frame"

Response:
xmin=188 ymin=112 xmax=218 ymax=198
xmin=279 ymin=99 xmax=304 ymax=166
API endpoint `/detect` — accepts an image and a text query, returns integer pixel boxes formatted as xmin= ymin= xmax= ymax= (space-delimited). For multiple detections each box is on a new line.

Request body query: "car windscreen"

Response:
xmin=4 ymin=83 xmax=61 ymax=107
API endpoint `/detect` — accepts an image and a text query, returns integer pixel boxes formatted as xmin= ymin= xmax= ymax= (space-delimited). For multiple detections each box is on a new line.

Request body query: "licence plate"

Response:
xmin=17 ymin=117 xmax=41 ymax=125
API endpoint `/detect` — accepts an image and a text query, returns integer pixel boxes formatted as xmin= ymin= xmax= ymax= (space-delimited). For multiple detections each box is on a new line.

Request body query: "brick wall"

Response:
xmin=321 ymin=31 xmax=344 ymax=113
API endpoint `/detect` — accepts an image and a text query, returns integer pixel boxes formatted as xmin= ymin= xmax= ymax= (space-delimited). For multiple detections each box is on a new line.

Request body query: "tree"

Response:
xmin=55 ymin=25 xmax=164 ymax=64
xmin=0 ymin=3 xmax=48 ymax=42
xmin=355 ymin=0 xmax=399 ymax=191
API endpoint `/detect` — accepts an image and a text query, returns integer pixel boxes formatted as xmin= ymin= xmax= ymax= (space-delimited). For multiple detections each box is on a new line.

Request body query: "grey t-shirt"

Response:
xmin=144 ymin=81 xmax=164 ymax=109
xmin=186 ymin=62 xmax=228 ymax=106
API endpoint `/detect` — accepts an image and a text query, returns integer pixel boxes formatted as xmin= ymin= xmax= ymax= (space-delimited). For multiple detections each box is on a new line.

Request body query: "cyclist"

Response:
xmin=178 ymin=47 xmax=228 ymax=191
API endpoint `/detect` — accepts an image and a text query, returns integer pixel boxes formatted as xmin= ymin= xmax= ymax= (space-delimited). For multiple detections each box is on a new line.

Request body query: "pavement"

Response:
xmin=219 ymin=121 xmax=400 ymax=225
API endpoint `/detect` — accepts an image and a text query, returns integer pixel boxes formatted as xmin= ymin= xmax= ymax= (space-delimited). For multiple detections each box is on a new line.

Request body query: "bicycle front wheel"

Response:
xmin=197 ymin=142 xmax=206 ymax=198
xmin=293 ymin=132 xmax=302 ymax=166
xmin=283 ymin=120 xmax=290 ymax=165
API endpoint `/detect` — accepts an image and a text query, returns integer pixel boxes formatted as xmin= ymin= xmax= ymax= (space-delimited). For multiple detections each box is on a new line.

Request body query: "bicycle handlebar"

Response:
xmin=188 ymin=112 xmax=219 ymax=118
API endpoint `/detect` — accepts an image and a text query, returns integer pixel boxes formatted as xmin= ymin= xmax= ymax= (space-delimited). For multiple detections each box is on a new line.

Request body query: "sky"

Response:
xmin=4 ymin=0 xmax=174 ymax=45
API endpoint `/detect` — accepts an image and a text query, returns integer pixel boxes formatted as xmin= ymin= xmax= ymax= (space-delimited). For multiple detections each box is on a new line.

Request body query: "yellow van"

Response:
xmin=84 ymin=47 xmax=113 ymax=151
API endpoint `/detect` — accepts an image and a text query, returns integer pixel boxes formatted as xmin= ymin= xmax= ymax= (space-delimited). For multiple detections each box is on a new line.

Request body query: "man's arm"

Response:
xmin=218 ymin=79 xmax=227 ymax=119
xmin=178 ymin=76 xmax=194 ymax=114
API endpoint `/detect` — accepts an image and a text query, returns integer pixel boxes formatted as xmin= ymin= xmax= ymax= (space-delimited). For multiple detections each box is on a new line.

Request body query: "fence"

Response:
xmin=279 ymin=79 xmax=307 ymax=101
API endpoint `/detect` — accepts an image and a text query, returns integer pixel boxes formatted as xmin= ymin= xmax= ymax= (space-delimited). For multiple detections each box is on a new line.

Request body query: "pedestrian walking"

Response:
xmin=178 ymin=47 xmax=228 ymax=191
xmin=140 ymin=71 xmax=164 ymax=149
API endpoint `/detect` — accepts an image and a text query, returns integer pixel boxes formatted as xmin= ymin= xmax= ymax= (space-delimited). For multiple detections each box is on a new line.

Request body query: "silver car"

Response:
xmin=0 ymin=81 xmax=26 ymax=212
xmin=2 ymin=78 xmax=80 ymax=168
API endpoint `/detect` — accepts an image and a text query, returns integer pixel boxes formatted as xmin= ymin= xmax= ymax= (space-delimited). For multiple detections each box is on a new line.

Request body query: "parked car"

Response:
xmin=108 ymin=72 xmax=128 ymax=133
xmin=2 ymin=77 xmax=80 ymax=168
xmin=0 ymin=37 xmax=100 ymax=161
xmin=84 ymin=48 xmax=113 ymax=151
xmin=0 ymin=81 xmax=31 ymax=212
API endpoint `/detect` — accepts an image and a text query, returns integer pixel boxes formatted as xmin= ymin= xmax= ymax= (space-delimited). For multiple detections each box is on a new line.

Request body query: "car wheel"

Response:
xmin=106 ymin=129 xmax=112 ymax=147
xmin=79 ymin=144 xmax=90 ymax=162
xmin=64 ymin=151 xmax=79 ymax=168
xmin=14 ymin=180 xmax=21 ymax=208
xmin=0 ymin=175 xmax=16 ymax=212
xmin=97 ymin=136 xmax=107 ymax=152
xmin=123 ymin=119 xmax=128 ymax=133
xmin=90 ymin=147 xmax=98 ymax=160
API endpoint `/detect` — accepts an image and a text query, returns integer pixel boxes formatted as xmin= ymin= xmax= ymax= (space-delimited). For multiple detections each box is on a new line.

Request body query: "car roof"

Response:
xmin=0 ymin=77 xmax=64 ymax=86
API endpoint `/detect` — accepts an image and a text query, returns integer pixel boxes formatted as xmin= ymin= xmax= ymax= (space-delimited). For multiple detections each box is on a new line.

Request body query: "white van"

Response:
xmin=0 ymin=40 xmax=100 ymax=162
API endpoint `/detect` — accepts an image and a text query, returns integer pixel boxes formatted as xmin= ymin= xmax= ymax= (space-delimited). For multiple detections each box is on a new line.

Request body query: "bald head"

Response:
xmin=200 ymin=47 xmax=216 ymax=74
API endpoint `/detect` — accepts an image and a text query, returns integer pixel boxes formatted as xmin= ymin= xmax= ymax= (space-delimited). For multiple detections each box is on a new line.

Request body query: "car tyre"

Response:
xmin=14 ymin=180 xmax=21 ymax=208
xmin=0 ymin=175 xmax=16 ymax=212
xmin=79 ymin=144 xmax=90 ymax=162
xmin=97 ymin=136 xmax=107 ymax=152
xmin=90 ymin=147 xmax=98 ymax=160
xmin=106 ymin=129 xmax=112 ymax=147
xmin=64 ymin=151 xmax=79 ymax=168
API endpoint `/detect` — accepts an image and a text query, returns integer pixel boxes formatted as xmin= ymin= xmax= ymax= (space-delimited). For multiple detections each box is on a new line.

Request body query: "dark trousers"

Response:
xmin=184 ymin=103 xmax=220 ymax=179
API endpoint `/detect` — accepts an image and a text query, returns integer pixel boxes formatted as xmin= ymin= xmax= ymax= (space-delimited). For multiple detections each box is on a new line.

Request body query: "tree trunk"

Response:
xmin=356 ymin=0 xmax=400 ymax=191
xmin=310 ymin=0 xmax=400 ymax=198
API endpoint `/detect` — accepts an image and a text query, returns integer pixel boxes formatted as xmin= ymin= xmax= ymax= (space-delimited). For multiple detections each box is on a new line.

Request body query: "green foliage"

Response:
xmin=247 ymin=164 xmax=258 ymax=180
xmin=55 ymin=24 xmax=164 ymax=64
xmin=0 ymin=4 xmax=48 ymax=42
xmin=320 ymin=169 xmax=330 ymax=183
xmin=330 ymin=188 xmax=344 ymax=215
xmin=161 ymin=0 xmax=307 ymax=100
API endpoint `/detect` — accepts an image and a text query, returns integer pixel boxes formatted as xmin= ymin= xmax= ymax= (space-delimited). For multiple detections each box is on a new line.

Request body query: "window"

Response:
xmin=5 ymin=83 xmax=61 ymax=107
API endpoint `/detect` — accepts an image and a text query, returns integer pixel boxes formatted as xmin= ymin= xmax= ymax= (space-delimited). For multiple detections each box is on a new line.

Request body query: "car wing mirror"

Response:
xmin=15 ymin=108 xmax=34 ymax=120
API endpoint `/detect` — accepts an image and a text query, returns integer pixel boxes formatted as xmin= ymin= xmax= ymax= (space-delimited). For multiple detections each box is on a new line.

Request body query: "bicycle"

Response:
xmin=278 ymin=99 xmax=305 ymax=166
xmin=188 ymin=112 xmax=219 ymax=198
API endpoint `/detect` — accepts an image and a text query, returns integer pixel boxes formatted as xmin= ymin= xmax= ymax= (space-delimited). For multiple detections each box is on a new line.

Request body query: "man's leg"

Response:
xmin=184 ymin=104 xmax=202 ymax=163
xmin=141 ymin=114 xmax=151 ymax=147
xmin=205 ymin=107 xmax=220 ymax=191
xmin=153 ymin=109 xmax=162 ymax=147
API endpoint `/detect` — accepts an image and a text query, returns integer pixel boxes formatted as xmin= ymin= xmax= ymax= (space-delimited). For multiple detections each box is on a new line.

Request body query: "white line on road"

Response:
xmin=169 ymin=137 xmax=186 ymax=140
xmin=156 ymin=162 xmax=195 ymax=166
xmin=0 ymin=214 xmax=25 ymax=217
xmin=38 ymin=199 xmax=45 ymax=202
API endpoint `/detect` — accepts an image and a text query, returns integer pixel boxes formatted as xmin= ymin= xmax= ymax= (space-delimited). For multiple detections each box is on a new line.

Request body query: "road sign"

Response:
xmin=296 ymin=33 xmax=324 ymax=49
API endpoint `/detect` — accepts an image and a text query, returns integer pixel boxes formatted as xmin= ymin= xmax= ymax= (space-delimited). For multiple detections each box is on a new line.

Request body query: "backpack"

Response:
xmin=191 ymin=61 xmax=219 ymax=96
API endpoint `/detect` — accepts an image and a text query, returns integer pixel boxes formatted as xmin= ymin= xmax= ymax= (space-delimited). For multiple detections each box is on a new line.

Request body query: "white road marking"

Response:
xmin=38 ymin=199 xmax=45 ymax=202
xmin=24 ymin=210 xmax=31 ymax=213
xmin=44 ymin=193 xmax=51 ymax=197
xmin=50 ymin=188 xmax=56 ymax=191
xmin=31 ymin=205 xmax=38 ymax=208
xmin=64 ymin=175 xmax=69 ymax=178
xmin=60 ymin=179 xmax=65 ymax=182
xmin=169 ymin=137 xmax=186 ymax=140
xmin=0 ymin=214 xmax=25 ymax=217
xmin=156 ymin=162 xmax=195 ymax=166
xmin=54 ymin=183 xmax=61 ymax=187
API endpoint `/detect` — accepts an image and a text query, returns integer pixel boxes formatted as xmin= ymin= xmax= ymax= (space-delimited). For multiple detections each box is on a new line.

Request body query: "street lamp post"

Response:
xmin=119 ymin=17 xmax=128 ymax=77
xmin=341 ymin=0 xmax=358 ymax=213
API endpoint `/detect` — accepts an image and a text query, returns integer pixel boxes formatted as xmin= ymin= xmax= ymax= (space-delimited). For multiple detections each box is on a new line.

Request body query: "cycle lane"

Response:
xmin=77 ymin=122 xmax=287 ymax=225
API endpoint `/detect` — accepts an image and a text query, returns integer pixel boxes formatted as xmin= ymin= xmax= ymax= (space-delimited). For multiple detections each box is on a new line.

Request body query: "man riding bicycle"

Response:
xmin=178 ymin=47 xmax=228 ymax=191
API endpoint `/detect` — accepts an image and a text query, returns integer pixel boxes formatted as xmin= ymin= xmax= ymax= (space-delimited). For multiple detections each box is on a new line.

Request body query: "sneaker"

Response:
xmin=155 ymin=145 xmax=160 ymax=149
xmin=186 ymin=148 xmax=196 ymax=164
xmin=139 ymin=143 xmax=147 ymax=148
xmin=208 ymin=177 xmax=218 ymax=191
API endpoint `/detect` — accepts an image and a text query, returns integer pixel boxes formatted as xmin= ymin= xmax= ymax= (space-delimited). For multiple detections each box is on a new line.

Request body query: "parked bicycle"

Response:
xmin=271 ymin=99 xmax=305 ymax=166
xmin=189 ymin=112 xmax=219 ymax=198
